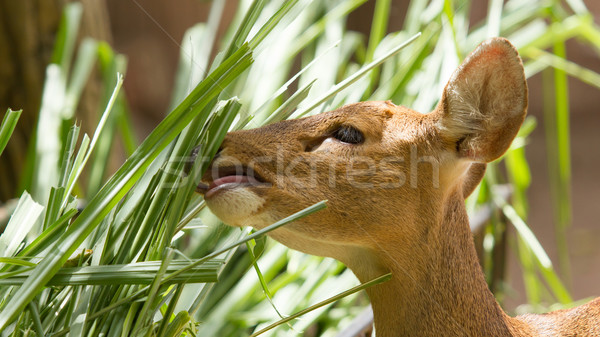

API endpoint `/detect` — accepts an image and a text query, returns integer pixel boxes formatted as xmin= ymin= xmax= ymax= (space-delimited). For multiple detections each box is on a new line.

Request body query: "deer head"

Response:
xmin=195 ymin=38 xmax=527 ymax=266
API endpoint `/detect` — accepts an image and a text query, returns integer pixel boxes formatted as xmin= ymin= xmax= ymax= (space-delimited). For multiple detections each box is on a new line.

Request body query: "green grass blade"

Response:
xmin=163 ymin=310 xmax=190 ymax=337
xmin=565 ymin=0 xmax=589 ymax=15
xmin=33 ymin=64 xmax=66 ymax=203
xmin=0 ymin=261 xmax=221 ymax=286
xmin=0 ymin=192 xmax=44 ymax=259
xmin=523 ymin=48 xmax=600 ymax=89
xmin=248 ymin=273 xmax=392 ymax=336
xmin=28 ymin=302 xmax=44 ymax=337
xmin=551 ymin=38 xmax=573 ymax=285
xmin=0 ymin=109 xmax=22 ymax=157
xmin=442 ymin=0 xmax=462 ymax=61
xmin=486 ymin=0 xmax=503 ymax=38
xmin=61 ymin=74 xmax=124 ymax=209
xmin=362 ymin=0 xmax=391 ymax=99
xmin=366 ymin=0 xmax=391 ymax=62
xmin=87 ymin=44 xmax=129 ymax=197
xmin=371 ymin=25 xmax=437 ymax=101
xmin=516 ymin=237 xmax=541 ymax=304
xmin=131 ymin=249 xmax=175 ymax=335
xmin=245 ymin=239 xmax=287 ymax=320
xmin=538 ymin=260 xmax=573 ymax=304
xmin=63 ymin=38 xmax=98 ymax=120
xmin=170 ymin=0 xmax=224 ymax=108
xmin=171 ymin=24 xmax=211 ymax=108
xmin=50 ymin=2 xmax=82 ymax=75
xmin=57 ymin=125 xmax=80 ymax=190
xmin=223 ymin=0 xmax=266 ymax=59
xmin=0 ymin=258 xmax=36 ymax=268
xmin=61 ymin=134 xmax=89 ymax=203
xmin=496 ymin=199 xmax=550 ymax=269
xmin=497 ymin=198 xmax=572 ymax=303
xmin=156 ymin=285 xmax=185 ymax=337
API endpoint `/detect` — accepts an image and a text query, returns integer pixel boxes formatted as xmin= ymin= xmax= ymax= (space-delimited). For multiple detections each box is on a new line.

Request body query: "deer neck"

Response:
xmin=343 ymin=188 xmax=517 ymax=337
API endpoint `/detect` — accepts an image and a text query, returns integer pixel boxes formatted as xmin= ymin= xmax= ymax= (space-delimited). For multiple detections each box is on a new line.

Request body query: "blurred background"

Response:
xmin=1 ymin=0 xmax=599 ymax=334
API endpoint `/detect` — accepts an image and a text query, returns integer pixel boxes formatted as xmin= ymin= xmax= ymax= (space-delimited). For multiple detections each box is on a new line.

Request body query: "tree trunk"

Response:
xmin=0 ymin=0 xmax=111 ymax=202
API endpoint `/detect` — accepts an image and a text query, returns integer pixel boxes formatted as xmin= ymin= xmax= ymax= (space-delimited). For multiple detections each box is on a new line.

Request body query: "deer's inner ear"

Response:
xmin=436 ymin=38 xmax=528 ymax=163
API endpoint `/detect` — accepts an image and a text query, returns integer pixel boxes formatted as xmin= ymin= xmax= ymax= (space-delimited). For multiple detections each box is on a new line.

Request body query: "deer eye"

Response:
xmin=331 ymin=125 xmax=364 ymax=144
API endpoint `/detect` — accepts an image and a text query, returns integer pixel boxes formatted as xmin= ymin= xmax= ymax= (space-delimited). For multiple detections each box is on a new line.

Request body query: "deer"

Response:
xmin=192 ymin=38 xmax=600 ymax=336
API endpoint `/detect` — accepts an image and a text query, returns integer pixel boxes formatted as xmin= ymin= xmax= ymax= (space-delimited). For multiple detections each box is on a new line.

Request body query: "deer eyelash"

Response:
xmin=331 ymin=125 xmax=364 ymax=144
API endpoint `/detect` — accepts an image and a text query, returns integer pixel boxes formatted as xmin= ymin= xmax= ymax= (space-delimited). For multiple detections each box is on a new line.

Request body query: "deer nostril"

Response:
xmin=184 ymin=145 xmax=202 ymax=176
xmin=214 ymin=146 xmax=223 ymax=158
xmin=191 ymin=145 xmax=201 ymax=158
xmin=209 ymin=147 xmax=223 ymax=163
xmin=185 ymin=144 xmax=226 ymax=177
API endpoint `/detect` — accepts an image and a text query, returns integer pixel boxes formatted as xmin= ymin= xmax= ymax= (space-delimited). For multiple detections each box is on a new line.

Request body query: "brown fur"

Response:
xmin=195 ymin=38 xmax=600 ymax=336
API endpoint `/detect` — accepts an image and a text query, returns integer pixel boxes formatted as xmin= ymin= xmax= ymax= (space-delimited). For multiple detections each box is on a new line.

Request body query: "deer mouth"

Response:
xmin=197 ymin=165 xmax=270 ymax=198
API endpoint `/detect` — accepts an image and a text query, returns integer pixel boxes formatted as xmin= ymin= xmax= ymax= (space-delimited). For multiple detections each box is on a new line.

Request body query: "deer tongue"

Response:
xmin=209 ymin=175 xmax=253 ymax=190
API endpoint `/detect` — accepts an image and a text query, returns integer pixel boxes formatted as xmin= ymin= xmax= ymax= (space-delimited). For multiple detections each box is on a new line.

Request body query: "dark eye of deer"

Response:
xmin=332 ymin=126 xmax=364 ymax=144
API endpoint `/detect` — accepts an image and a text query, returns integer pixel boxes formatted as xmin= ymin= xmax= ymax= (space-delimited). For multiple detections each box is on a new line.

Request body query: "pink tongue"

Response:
xmin=209 ymin=175 xmax=252 ymax=190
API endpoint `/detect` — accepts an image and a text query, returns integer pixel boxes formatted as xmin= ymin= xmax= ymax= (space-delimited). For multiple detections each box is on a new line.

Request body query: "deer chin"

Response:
xmin=204 ymin=184 xmax=268 ymax=227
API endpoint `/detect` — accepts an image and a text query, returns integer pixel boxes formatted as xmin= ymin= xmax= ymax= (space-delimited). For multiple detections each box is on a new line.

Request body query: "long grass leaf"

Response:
xmin=552 ymin=38 xmax=573 ymax=286
xmin=50 ymin=3 xmax=82 ymax=74
xmin=0 ymin=261 xmax=221 ymax=286
xmin=61 ymin=74 xmax=124 ymax=209
xmin=524 ymin=47 xmax=600 ymax=89
xmin=0 ymin=258 xmax=36 ymax=268
xmin=362 ymin=0 xmax=392 ymax=99
xmin=249 ymin=273 xmax=392 ymax=336
xmin=28 ymin=302 xmax=44 ymax=337
xmin=486 ymin=0 xmax=503 ymax=38
xmin=0 ymin=109 xmax=22 ymax=157
xmin=497 ymin=199 xmax=572 ymax=303
xmin=33 ymin=64 xmax=66 ymax=203
xmin=0 ymin=192 xmax=44 ymax=259
xmin=63 ymin=38 xmax=98 ymax=119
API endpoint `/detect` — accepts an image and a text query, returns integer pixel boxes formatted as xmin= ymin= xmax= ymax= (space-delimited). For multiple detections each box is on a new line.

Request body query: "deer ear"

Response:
xmin=436 ymin=37 xmax=527 ymax=163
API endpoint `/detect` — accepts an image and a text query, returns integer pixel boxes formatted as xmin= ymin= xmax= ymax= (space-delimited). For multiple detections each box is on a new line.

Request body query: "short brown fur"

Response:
xmin=195 ymin=38 xmax=600 ymax=336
